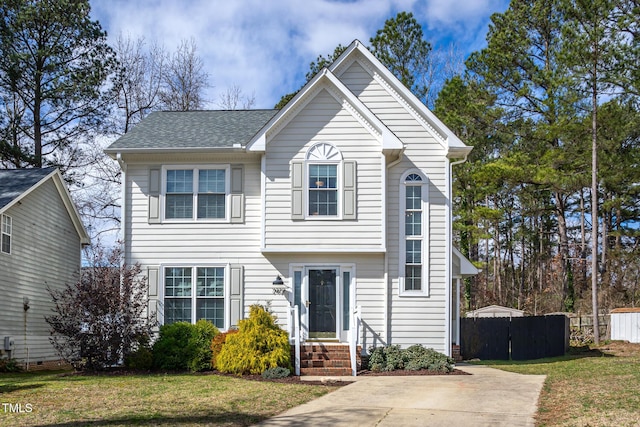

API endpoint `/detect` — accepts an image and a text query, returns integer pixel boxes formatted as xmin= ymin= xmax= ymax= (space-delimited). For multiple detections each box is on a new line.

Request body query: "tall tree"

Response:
xmin=109 ymin=34 xmax=166 ymax=135
xmin=0 ymin=0 xmax=114 ymax=169
xmin=370 ymin=11 xmax=432 ymax=102
xmin=466 ymin=0 xmax=583 ymax=311
xmin=218 ymin=84 xmax=255 ymax=110
xmin=159 ymin=38 xmax=209 ymax=111
xmin=560 ymin=0 xmax=621 ymax=343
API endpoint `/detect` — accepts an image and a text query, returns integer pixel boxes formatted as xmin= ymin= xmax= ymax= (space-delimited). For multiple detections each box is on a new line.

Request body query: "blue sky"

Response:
xmin=91 ymin=0 xmax=509 ymax=109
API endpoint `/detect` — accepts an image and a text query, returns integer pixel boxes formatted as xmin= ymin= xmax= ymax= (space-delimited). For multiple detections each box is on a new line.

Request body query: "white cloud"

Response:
xmin=91 ymin=0 xmax=509 ymax=108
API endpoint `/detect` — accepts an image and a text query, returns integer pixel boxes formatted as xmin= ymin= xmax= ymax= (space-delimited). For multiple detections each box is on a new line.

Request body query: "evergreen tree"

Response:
xmin=0 ymin=0 xmax=114 ymax=169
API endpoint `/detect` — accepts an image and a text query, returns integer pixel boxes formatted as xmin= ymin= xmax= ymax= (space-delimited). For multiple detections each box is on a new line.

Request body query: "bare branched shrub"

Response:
xmin=45 ymin=246 xmax=155 ymax=370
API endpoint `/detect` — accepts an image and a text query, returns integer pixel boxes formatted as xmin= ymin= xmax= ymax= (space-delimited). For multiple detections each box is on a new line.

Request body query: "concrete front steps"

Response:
xmin=297 ymin=343 xmax=361 ymax=376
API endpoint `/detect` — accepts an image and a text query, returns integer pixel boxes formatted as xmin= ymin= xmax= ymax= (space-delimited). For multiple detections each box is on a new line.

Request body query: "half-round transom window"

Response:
xmin=306 ymin=142 xmax=342 ymax=161
xmin=405 ymin=173 xmax=423 ymax=182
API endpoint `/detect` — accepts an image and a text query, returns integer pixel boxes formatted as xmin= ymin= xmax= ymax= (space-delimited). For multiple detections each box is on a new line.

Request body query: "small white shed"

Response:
xmin=610 ymin=308 xmax=640 ymax=343
xmin=466 ymin=305 xmax=525 ymax=318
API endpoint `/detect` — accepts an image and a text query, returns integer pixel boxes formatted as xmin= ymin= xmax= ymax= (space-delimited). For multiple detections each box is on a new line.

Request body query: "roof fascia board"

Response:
xmin=330 ymin=40 xmax=469 ymax=153
xmin=104 ymin=146 xmax=245 ymax=158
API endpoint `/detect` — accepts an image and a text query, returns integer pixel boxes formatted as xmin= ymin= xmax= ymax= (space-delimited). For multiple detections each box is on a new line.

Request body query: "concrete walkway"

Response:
xmin=257 ymin=364 xmax=546 ymax=427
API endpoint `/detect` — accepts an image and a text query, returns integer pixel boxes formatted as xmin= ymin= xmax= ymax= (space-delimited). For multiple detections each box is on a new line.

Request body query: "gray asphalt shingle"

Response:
xmin=106 ymin=110 xmax=279 ymax=151
xmin=0 ymin=167 xmax=56 ymax=210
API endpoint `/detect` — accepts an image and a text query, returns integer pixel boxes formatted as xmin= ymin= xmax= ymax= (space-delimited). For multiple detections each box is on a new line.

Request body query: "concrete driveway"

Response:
xmin=257 ymin=364 xmax=546 ymax=427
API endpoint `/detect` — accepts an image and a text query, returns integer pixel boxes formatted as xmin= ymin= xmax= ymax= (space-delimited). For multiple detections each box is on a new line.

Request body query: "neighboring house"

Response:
xmin=466 ymin=305 xmax=525 ymax=318
xmin=0 ymin=168 xmax=90 ymax=369
xmin=105 ymin=40 xmax=477 ymax=366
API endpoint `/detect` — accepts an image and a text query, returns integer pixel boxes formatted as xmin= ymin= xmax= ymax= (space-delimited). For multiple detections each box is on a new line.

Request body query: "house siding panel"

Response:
xmin=338 ymin=60 xmax=450 ymax=351
xmin=0 ymin=179 xmax=81 ymax=366
xmin=263 ymin=88 xmax=384 ymax=251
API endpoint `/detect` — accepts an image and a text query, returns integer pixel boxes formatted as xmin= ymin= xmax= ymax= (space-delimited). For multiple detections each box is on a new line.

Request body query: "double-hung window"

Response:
xmin=305 ymin=142 xmax=342 ymax=218
xmin=164 ymin=266 xmax=225 ymax=328
xmin=400 ymin=172 xmax=428 ymax=295
xmin=308 ymin=164 xmax=338 ymax=216
xmin=165 ymin=167 xmax=228 ymax=220
xmin=1 ymin=214 xmax=11 ymax=254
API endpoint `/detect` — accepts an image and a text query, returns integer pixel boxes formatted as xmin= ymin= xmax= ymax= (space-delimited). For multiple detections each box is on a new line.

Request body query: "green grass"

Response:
xmin=0 ymin=371 xmax=336 ymax=426
xmin=480 ymin=343 xmax=640 ymax=427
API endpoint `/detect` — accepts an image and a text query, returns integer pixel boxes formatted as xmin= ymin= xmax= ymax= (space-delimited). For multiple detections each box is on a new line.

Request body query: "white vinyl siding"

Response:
xmin=0 ymin=179 xmax=81 ymax=365
xmin=337 ymin=58 xmax=449 ymax=351
xmin=264 ymin=88 xmax=383 ymax=250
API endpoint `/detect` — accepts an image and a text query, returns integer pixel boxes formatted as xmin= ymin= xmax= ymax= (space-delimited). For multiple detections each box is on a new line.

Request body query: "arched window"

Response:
xmin=400 ymin=170 xmax=428 ymax=295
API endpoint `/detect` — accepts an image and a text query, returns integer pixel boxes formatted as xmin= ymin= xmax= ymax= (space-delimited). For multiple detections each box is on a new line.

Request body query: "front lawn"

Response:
xmin=483 ymin=341 xmax=640 ymax=427
xmin=0 ymin=371 xmax=336 ymax=426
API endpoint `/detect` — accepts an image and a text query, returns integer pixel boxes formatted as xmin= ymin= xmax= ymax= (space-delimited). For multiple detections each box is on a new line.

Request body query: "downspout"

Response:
xmin=445 ymin=153 xmax=468 ymax=356
xmin=116 ymin=153 xmax=127 ymax=263
xmin=384 ymin=150 xmax=404 ymax=345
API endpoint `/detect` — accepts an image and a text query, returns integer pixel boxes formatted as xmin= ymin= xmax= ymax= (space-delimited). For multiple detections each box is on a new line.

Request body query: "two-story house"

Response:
xmin=106 ymin=40 xmax=477 ymax=374
xmin=0 ymin=168 xmax=90 ymax=369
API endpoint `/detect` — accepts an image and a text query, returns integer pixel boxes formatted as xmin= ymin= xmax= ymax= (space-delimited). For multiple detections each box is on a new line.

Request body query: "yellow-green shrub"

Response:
xmin=216 ymin=305 xmax=291 ymax=375
xmin=210 ymin=329 xmax=238 ymax=369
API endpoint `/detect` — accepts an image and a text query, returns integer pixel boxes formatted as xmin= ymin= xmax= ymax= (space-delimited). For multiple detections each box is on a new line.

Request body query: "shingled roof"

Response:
xmin=0 ymin=167 xmax=56 ymax=210
xmin=105 ymin=110 xmax=279 ymax=152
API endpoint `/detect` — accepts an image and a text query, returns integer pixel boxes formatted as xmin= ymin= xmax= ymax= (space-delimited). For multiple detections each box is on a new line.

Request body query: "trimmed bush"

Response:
xmin=216 ymin=305 xmax=291 ymax=375
xmin=152 ymin=320 xmax=219 ymax=372
xmin=211 ymin=329 xmax=238 ymax=369
xmin=125 ymin=337 xmax=153 ymax=371
xmin=261 ymin=366 xmax=291 ymax=379
xmin=368 ymin=344 xmax=454 ymax=373
xmin=404 ymin=345 xmax=454 ymax=372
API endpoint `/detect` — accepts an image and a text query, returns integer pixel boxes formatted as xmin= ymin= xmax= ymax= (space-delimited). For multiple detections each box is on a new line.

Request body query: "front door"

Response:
xmin=308 ymin=269 xmax=337 ymax=339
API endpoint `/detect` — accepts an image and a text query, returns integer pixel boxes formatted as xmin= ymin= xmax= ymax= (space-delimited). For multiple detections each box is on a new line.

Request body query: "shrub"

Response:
xmin=404 ymin=345 xmax=454 ymax=373
xmin=211 ymin=329 xmax=238 ymax=369
xmin=45 ymin=246 xmax=155 ymax=371
xmin=368 ymin=345 xmax=406 ymax=371
xmin=0 ymin=358 xmax=22 ymax=373
xmin=124 ymin=337 xmax=153 ymax=370
xmin=368 ymin=344 xmax=454 ymax=373
xmin=152 ymin=320 xmax=219 ymax=372
xmin=262 ymin=366 xmax=290 ymax=379
xmin=188 ymin=320 xmax=219 ymax=372
xmin=216 ymin=305 xmax=291 ymax=375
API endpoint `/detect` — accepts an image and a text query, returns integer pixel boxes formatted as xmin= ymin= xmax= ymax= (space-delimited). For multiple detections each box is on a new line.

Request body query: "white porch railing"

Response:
xmin=287 ymin=305 xmax=301 ymax=376
xmin=348 ymin=305 xmax=362 ymax=376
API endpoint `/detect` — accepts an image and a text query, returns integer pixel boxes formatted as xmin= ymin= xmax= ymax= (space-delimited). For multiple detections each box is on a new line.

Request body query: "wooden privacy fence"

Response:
xmin=460 ymin=315 xmax=570 ymax=360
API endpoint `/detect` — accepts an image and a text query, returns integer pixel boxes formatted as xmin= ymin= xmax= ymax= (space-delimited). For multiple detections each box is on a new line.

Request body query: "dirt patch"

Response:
xmin=598 ymin=340 xmax=640 ymax=357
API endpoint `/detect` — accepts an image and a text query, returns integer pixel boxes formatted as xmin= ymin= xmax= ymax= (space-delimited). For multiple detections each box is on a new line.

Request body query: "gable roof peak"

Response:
xmin=330 ymin=39 xmax=472 ymax=158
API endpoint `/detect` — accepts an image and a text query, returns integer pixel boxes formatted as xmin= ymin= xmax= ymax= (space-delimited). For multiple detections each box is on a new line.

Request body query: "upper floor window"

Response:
xmin=400 ymin=171 xmax=428 ymax=295
xmin=164 ymin=167 xmax=228 ymax=221
xmin=306 ymin=143 xmax=342 ymax=218
xmin=1 ymin=214 xmax=11 ymax=254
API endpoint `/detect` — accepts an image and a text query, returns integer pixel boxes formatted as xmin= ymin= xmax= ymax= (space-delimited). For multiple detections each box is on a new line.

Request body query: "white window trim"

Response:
xmin=1 ymin=214 xmax=11 ymax=255
xmin=398 ymin=170 xmax=430 ymax=296
xmin=161 ymin=164 xmax=231 ymax=223
xmin=305 ymin=142 xmax=342 ymax=220
xmin=159 ymin=263 xmax=230 ymax=330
